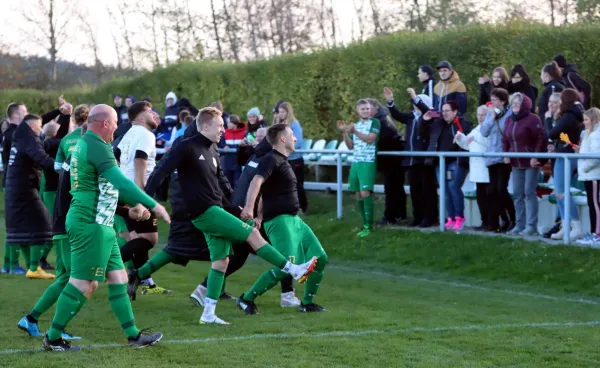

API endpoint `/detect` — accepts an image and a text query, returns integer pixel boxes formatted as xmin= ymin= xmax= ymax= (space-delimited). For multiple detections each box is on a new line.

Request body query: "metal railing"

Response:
xmin=220 ymin=147 xmax=600 ymax=245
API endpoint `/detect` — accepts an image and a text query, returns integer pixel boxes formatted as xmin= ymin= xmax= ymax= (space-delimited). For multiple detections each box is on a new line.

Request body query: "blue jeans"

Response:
xmin=436 ymin=161 xmax=468 ymax=218
xmin=553 ymin=158 xmax=579 ymax=221
xmin=512 ymin=167 xmax=540 ymax=230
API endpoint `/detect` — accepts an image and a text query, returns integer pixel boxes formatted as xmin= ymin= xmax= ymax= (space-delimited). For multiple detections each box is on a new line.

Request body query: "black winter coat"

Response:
xmin=562 ymin=65 xmax=592 ymax=109
xmin=478 ymin=81 xmax=509 ymax=106
xmin=548 ymin=103 xmax=584 ymax=154
xmin=538 ymin=79 xmax=565 ymax=122
xmin=5 ymin=123 xmax=55 ymax=245
xmin=508 ymin=81 xmax=538 ymax=113
xmin=374 ymin=105 xmax=403 ymax=171
xmin=421 ymin=116 xmax=473 ymax=168
xmin=387 ymin=98 xmax=430 ymax=167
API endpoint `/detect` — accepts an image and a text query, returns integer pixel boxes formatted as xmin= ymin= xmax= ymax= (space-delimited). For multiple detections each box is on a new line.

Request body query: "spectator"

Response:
xmin=480 ymin=88 xmax=515 ymax=233
xmin=455 ymin=105 xmax=490 ymax=231
xmin=418 ymin=65 xmax=436 ymax=106
xmin=222 ymin=115 xmax=247 ymax=187
xmin=422 ymin=100 xmax=472 ymax=231
xmin=538 ymin=62 xmax=565 ymax=122
xmin=245 ymin=107 xmax=266 ymax=141
xmin=113 ymin=94 xmax=128 ymax=125
xmin=478 ymin=67 xmax=509 ymax=106
xmin=542 ymin=92 xmax=563 ymax=239
xmin=547 ymin=89 xmax=585 ymax=241
xmin=433 ymin=61 xmax=468 ymax=116
xmin=576 ymin=108 xmax=600 ymax=245
xmin=507 ymin=64 xmax=538 ymax=112
xmin=554 ymin=54 xmax=592 ymax=109
xmin=368 ymin=97 xmax=406 ymax=225
xmin=172 ymin=109 xmax=191 ymax=141
xmin=272 ymin=99 xmax=285 ymax=124
xmin=276 ymin=102 xmax=307 ymax=213
xmin=164 ymin=91 xmax=179 ymax=122
xmin=385 ymin=87 xmax=436 ymax=228
xmin=237 ymin=127 xmax=267 ymax=168
xmin=502 ymin=93 xmax=546 ymax=236
xmin=125 ymin=95 xmax=135 ymax=108
xmin=178 ymin=97 xmax=199 ymax=116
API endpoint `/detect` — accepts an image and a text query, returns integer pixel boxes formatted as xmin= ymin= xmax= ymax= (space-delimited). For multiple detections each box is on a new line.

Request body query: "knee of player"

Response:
xmin=360 ymin=190 xmax=371 ymax=198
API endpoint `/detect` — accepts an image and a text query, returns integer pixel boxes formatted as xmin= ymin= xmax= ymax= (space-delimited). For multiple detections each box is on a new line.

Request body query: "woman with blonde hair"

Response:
xmin=478 ymin=66 xmax=509 ymax=105
xmin=276 ymin=102 xmax=307 ymax=213
xmin=576 ymin=108 xmax=600 ymax=245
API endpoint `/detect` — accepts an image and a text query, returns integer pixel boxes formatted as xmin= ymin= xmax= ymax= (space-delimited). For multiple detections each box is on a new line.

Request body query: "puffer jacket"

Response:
xmin=548 ymin=103 xmax=584 ymax=154
xmin=502 ymin=95 xmax=546 ymax=168
xmin=480 ymin=107 xmax=512 ymax=167
xmin=578 ymin=125 xmax=600 ymax=181
xmin=433 ymin=70 xmax=468 ymax=116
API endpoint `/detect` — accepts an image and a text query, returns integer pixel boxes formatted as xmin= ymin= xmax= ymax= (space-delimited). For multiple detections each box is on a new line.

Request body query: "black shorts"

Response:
xmin=126 ymin=212 xmax=158 ymax=234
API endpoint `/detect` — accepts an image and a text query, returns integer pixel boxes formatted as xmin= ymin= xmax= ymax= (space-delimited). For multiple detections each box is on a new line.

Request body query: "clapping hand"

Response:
xmin=336 ymin=120 xmax=347 ymax=132
xmin=407 ymin=88 xmax=416 ymax=100
xmin=383 ymin=87 xmax=394 ymax=102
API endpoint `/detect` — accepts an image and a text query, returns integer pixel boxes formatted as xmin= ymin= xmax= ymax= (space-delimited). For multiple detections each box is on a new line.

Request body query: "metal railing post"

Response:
xmin=439 ymin=156 xmax=446 ymax=232
xmin=336 ymin=152 xmax=343 ymax=219
xmin=563 ymin=157 xmax=572 ymax=244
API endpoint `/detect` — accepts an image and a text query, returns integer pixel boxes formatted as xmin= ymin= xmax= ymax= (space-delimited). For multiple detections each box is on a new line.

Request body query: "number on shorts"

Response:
xmin=288 ymin=256 xmax=296 ymax=263
xmin=91 ymin=267 xmax=104 ymax=277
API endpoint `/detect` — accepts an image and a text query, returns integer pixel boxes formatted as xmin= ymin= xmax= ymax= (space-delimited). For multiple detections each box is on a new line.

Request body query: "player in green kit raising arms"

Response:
xmin=337 ymin=99 xmax=381 ymax=237
xmin=43 ymin=104 xmax=171 ymax=352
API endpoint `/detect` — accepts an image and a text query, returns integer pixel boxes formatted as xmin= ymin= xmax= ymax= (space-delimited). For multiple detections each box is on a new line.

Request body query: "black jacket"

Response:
xmin=388 ymin=98 xmax=430 ymax=167
xmin=562 ymin=64 xmax=592 ymax=109
xmin=508 ymin=81 xmax=538 ymax=113
xmin=114 ymin=105 xmax=128 ymax=126
xmin=112 ymin=121 xmax=132 ymax=151
xmin=145 ymin=133 xmax=228 ymax=218
xmin=421 ymin=78 xmax=436 ymax=106
xmin=538 ymin=79 xmax=565 ymax=122
xmin=232 ymin=138 xmax=272 ymax=208
xmin=5 ymin=122 xmax=55 ymax=245
xmin=374 ymin=105 xmax=403 ymax=171
xmin=478 ymin=81 xmax=509 ymax=106
xmin=421 ymin=116 xmax=473 ymax=168
xmin=548 ymin=103 xmax=584 ymax=154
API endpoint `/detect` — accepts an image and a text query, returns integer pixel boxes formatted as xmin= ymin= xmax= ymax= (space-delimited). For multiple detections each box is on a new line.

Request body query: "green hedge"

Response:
xmin=1 ymin=22 xmax=599 ymax=140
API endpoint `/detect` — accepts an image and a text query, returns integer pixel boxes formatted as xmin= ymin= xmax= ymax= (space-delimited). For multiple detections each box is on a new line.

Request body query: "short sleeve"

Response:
xmin=134 ymin=131 xmax=155 ymax=159
xmin=255 ymin=154 xmax=277 ymax=182
xmin=88 ymin=138 xmax=117 ymax=175
xmin=370 ymin=119 xmax=381 ymax=135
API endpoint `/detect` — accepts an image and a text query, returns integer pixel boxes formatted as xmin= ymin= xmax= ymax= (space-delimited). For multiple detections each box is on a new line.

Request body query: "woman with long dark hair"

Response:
xmin=507 ymin=64 xmax=538 ymax=112
xmin=538 ymin=61 xmax=565 ymax=121
xmin=478 ymin=66 xmax=509 ymax=106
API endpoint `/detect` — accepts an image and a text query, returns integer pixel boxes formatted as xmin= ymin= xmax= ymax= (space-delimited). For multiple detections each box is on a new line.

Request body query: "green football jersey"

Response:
xmin=350 ymin=118 xmax=381 ymax=163
xmin=54 ymin=127 xmax=82 ymax=171
xmin=68 ymin=130 xmax=119 ymax=226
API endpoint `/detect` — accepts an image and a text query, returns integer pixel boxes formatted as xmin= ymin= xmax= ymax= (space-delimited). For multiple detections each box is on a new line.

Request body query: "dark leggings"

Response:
xmin=487 ymin=163 xmax=515 ymax=228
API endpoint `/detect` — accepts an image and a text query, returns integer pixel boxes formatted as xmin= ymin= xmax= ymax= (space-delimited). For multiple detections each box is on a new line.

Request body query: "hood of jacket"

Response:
xmin=513 ymin=95 xmax=534 ymax=121
xmin=563 ymin=64 xmax=579 ymax=77
xmin=434 ymin=70 xmax=466 ymax=96
xmin=165 ymin=91 xmax=178 ymax=106
xmin=563 ymin=102 xmax=584 ymax=122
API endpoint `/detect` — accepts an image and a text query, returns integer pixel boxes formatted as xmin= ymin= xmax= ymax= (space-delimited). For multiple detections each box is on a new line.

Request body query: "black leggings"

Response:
xmin=584 ymin=180 xmax=600 ymax=234
xmin=487 ymin=163 xmax=515 ymax=228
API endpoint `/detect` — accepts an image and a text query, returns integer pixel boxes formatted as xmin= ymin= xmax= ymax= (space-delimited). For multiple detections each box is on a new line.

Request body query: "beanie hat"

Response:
xmin=247 ymin=107 xmax=260 ymax=117
xmin=419 ymin=65 xmax=434 ymax=78
xmin=553 ymin=54 xmax=567 ymax=68
xmin=126 ymin=95 xmax=136 ymax=103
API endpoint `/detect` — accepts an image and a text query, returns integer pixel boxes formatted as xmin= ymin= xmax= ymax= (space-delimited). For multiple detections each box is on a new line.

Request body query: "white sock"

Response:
xmin=202 ymin=298 xmax=218 ymax=317
xmin=140 ymin=277 xmax=155 ymax=287
xmin=282 ymin=261 xmax=293 ymax=273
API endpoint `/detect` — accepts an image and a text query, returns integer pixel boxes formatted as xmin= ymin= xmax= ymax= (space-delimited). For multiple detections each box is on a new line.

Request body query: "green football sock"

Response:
xmin=243 ymin=267 xmax=284 ymax=301
xmin=30 ymin=279 xmax=68 ymax=319
xmin=256 ymin=244 xmax=288 ymax=269
xmin=40 ymin=242 xmax=53 ymax=260
xmin=206 ymin=268 xmax=225 ymax=300
xmin=29 ymin=245 xmax=45 ymax=272
xmin=363 ymin=196 xmax=374 ymax=229
xmin=302 ymin=255 xmax=328 ymax=305
xmin=20 ymin=246 xmax=31 ymax=270
xmin=108 ymin=283 xmax=140 ymax=339
xmin=357 ymin=199 xmax=366 ymax=227
xmin=9 ymin=246 xmax=20 ymax=270
xmin=47 ymin=283 xmax=88 ymax=341
xmin=3 ymin=243 xmax=9 ymax=268
xmin=137 ymin=251 xmax=175 ymax=280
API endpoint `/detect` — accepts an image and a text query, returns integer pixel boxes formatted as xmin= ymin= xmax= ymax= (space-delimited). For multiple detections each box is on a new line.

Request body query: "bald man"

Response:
xmin=43 ymin=104 xmax=170 ymax=352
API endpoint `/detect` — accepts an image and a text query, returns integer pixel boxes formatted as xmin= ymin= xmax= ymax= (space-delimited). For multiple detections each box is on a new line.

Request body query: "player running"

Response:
xmin=42 ymin=104 xmax=170 ymax=352
xmin=336 ymin=99 xmax=381 ymax=237
xmin=140 ymin=106 xmax=317 ymax=325
xmin=238 ymin=123 xmax=328 ymax=314
xmin=116 ymin=101 xmax=171 ymax=296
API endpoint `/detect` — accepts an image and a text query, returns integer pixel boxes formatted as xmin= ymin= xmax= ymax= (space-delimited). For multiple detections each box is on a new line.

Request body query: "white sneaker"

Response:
xmin=199 ymin=314 xmax=230 ymax=325
xmin=280 ymin=291 xmax=301 ymax=307
xmin=286 ymin=256 xmax=317 ymax=284
xmin=190 ymin=284 xmax=207 ymax=307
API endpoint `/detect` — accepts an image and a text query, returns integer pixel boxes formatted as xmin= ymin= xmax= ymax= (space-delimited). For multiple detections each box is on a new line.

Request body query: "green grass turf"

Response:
xmin=1 ymin=192 xmax=600 ymax=367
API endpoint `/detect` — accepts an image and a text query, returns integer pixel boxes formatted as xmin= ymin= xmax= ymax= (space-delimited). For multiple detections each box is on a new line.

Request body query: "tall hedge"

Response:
xmin=2 ymin=22 xmax=599 ymax=140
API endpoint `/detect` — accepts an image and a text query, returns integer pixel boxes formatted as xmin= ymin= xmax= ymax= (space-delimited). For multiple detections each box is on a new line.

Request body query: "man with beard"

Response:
xmin=116 ymin=101 xmax=172 ymax=296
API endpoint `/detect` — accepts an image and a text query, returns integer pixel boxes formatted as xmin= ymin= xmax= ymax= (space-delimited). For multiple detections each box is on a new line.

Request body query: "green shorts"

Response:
xmin=191 ymin=206 xmax=254 ymax=262
xmin=113 ymin=214 xmax=129 ymax=234
xmin=264 ymin=215 xmax=326 ymax=264
xmin=348 ymin=162 xmax=376 ymax=192
xmin=43 ymin=191 xmax=56 ymax=214
xmin=52 ymin=235 xmax=71 ymax=283
xmin=67 ymin=222 xmax=124 ymax=281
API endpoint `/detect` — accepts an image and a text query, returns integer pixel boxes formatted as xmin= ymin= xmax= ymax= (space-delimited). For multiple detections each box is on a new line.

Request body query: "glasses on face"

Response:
xmin=490 ymin=97 xmax=500 ymax=102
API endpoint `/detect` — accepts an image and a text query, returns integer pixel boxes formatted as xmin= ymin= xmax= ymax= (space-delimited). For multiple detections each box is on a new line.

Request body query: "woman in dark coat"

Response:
xmin=507 ymin=64 xmax=538 ymax=113
xmin=5 ymin=114 xmax=56 ymax=279
xmin=538 ymin=62 xmax=565 ymax=122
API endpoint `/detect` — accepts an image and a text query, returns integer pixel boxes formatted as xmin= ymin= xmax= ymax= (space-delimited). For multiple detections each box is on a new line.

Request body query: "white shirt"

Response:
xmin=117 ymin=125 xmax=156 ymax=184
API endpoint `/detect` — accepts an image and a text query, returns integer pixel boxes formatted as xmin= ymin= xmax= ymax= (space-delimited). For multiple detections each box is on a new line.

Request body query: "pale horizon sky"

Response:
xmin=1 ymin=0 xmax=560 ymax=69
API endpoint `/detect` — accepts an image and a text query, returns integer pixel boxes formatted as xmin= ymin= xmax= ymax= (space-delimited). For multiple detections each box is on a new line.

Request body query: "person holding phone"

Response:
xmin=421 ymin=100 xmax=472 ymax=232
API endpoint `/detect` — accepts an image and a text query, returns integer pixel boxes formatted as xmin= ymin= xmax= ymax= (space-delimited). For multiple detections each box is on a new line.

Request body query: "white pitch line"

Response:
xmin=329 ymin=265 xmax=600 ymax=305
xmin=1 ymin=320 xmax=599 ymax=355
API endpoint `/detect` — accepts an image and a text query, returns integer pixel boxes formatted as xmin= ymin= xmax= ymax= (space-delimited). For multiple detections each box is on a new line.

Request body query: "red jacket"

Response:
xmin=222 ymin=123 xmax=247 ymax=169
xmin=502 ymin=95 xmax=546 ymax=169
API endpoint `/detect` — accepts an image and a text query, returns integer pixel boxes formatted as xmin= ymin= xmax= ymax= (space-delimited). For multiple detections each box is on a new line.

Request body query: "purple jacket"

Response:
xmin=502 ymin=95 xmax=546 ymax=169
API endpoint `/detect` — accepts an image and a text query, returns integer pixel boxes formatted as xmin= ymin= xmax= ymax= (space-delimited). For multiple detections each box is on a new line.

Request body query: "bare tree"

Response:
xmin=76 ymin=9 xmax=103 ymax=82
xmin=369 ymin=0 xmax=384 ymax=34
xmin=185 ymin=0 xmax=205 ymax=61
xmin=148 ymin=0 xmax=162 ymax=68
xmin=105 ymin=6 xmax=124 ymax=71
xmin=19 ymin=0 xmax=71 ymax=83
xmin=244 ymin=0 xmax=261 ymax=58
xmin=210 ymin=0 xmax=224 ymax=60
xmin=329 ymin=0 xmax=337 ymax=46
xmin=222 ymin=0 xmax=242 ymax=62
xmin=162 ymin=25 xmax=171 ymax=66
xmin=353 ymin=0 xmax=366 ymax=41
xmin=270 ymin=0 xmax=286 ymax=54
